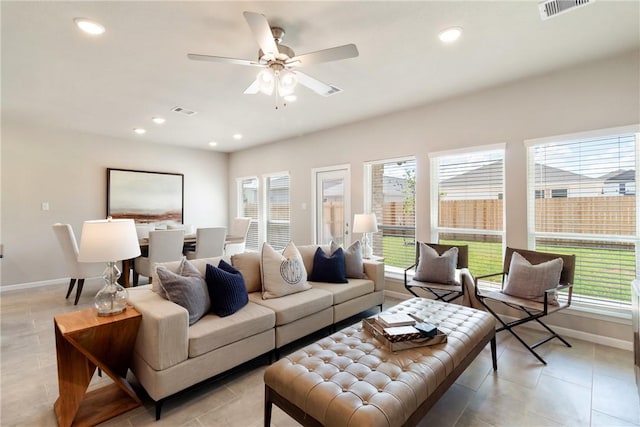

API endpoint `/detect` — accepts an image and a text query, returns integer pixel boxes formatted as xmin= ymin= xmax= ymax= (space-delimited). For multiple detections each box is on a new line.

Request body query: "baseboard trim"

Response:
xmin=1 ymin=277 xmax=101 ymax=293
xmin=383 ymin=290 xmax=632 ymax=351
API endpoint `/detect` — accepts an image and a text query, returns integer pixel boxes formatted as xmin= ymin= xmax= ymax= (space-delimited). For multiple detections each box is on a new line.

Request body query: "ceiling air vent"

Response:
xmin=539 ymin=0 xmax=593 ymax=20
xmin=170 ymin=106 xmax=198 ymax=116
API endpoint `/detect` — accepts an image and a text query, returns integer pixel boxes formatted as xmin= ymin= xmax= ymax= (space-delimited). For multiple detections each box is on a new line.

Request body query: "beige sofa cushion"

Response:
xmin=231 ymin=252 xmax=261 ymax=293
xmin=311 ymin=278 xmax=374 ymax=305
xmin=188 ymin=302 xmax=275 ymax=358
xmin=249 ymin=288 xmax=333 ymax=326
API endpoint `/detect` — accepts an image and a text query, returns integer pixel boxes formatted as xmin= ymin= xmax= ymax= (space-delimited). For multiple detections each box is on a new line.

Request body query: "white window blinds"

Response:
xmin=266 ymin=174 xmax=290 ymax=251
xmin=432 ymin=148 xmax=505 ymax=279
xmin=527 ymin=131 xmax=638 ymax=308
xmin=365 ymin=158 xmax=416 ymax=271
xmin=239 ymin=177 xmax=259 ymax=251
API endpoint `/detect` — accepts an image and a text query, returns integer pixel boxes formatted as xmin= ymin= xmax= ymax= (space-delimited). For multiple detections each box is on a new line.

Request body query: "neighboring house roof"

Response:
xmin=440 ymin=160 xmax=595 ymax=190
xmin=602 ymin=169 xmax=635 ymax=183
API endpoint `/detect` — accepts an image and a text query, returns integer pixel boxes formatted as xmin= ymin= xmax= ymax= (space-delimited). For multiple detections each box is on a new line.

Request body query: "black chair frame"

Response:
xmin=404 ymin=243 xmax=469 ymax=303
xmin=474 ymin=247 xmax=576 ymax=365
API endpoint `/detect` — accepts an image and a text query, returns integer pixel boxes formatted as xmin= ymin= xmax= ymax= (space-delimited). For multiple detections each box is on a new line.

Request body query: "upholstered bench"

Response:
xmin=264 ymin=297 xmax=496 ymax=427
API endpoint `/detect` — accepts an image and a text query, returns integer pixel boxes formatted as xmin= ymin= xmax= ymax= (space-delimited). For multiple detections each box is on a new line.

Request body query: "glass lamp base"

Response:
xmin=95 ymin=262 xmax=129 ymax=316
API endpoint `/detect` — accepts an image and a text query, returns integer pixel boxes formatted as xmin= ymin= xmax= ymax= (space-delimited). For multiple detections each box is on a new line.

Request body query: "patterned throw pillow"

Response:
xmin=503 ymin=251 xmax=563 ymax=303
xmin=156 ymin=259 xmax=210 ymax=325
xmin=205 ymin=260 xmax=249 ymax=317
xmin=308 ymin=247 xmax=348 ymax=283
xmin=413 ymin=243 xmax=458 ymax=285
xmin=261 ymin=242 xmax=310 ymax=299
xmin=330 ymin=240 xmax=366 ymax=279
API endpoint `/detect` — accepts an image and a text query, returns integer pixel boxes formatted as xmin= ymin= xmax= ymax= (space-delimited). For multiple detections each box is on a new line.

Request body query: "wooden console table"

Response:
xmin=53 ymin=306 xmax=142 ymax=427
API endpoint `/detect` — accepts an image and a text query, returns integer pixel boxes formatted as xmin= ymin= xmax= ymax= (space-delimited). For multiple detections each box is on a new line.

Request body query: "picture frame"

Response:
xmin=107 ymin=168 xmax=184 ymax=225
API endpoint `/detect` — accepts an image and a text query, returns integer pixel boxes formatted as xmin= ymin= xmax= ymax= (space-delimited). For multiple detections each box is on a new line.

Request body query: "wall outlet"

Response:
xmin=41 ymin=202 xmax=50 ymax=211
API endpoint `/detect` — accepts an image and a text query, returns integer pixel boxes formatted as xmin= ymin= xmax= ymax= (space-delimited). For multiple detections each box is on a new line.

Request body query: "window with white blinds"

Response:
xmin=265 ymin=173 xmax=290 ymax=251
xmin=365 ymin=157 xmax=416 ymax=271
xmin=238 ymin=177 xmax=259 ymax=251
xmin=431 ymin=148 xmax=505 ymax=280
xmin=527 ymin=130 xmax=638 ymax=308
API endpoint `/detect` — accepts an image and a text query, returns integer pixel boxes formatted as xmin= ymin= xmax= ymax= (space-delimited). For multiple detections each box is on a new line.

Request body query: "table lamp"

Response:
xmin=353 ymin=213 xmax=378 ymax=259
xmin=77 ymin=217 xmax=141 ymax=316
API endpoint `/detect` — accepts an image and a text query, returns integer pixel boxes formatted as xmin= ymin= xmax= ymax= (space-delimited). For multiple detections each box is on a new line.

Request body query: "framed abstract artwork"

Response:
xmin=107 ymin=168 xmax=184 ymax=224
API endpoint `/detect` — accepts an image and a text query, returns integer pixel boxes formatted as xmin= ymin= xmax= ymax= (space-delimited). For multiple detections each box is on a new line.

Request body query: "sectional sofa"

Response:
xmin=127 ymin=244 xmax=384 ymax=418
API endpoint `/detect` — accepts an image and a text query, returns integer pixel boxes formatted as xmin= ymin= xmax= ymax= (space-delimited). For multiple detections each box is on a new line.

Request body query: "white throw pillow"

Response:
xmin=502 ymin=251 xmax=563 ymax=303
xmin=261 ymin=242 xmax=310 ymax=299
xmin=413 ymin=243 xmax=458 ymax=285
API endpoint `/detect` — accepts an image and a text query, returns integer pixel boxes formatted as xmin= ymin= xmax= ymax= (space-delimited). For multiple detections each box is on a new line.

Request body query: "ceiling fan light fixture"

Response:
xmin=257 ymin=69 xmax=275 ymax=95
xmin=438 ymin=26 xmax=463 ymax=43
xmin=278 ymin=69 xmax=297 ymax=96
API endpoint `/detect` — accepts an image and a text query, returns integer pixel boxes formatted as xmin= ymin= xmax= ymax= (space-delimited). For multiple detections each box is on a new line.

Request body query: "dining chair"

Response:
xmin=52 ymin=223 xmax=104 ymax=304
xmin=185 ymin=227 xmax=227 ymax=260
xmin=224 ymin=217 xmax=251 ymax=256
xmin=133 ymin=229 xmax=185 ymax=285
xmin=474 ymin=247 xmax=576 ymax=364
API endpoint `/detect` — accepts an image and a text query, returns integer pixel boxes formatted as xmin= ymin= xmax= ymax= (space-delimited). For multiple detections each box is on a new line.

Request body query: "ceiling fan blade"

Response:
xmin=287 ymin=44 xmax=359 ymax=67
xmin=244 ymin=79 xmax=260 ymax=94
xmin=188 ymin=53 xmax=261 ymax=67
xmin=243 ymin=11 xmax=279 ymax=56
xmin=295 ymin=71 xmax=342 ymax=97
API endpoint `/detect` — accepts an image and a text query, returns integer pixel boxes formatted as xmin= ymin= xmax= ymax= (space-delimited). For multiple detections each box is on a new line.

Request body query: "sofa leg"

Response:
xmin=155 ymin=400 xmax=164 ymax=420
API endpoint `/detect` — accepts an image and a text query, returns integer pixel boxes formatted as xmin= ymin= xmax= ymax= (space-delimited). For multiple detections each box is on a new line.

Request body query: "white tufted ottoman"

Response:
xmin=264 ymin=297 xmax=496 ymax=427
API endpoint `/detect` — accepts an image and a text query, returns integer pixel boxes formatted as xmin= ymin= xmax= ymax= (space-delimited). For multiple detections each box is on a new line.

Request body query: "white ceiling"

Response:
xmin=2 ymin=1 xmax=639 ymax=152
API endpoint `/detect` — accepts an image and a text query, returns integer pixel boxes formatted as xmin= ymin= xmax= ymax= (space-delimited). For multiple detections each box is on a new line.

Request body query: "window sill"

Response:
xmin=383 ymin=272 xmax=632 ymax=324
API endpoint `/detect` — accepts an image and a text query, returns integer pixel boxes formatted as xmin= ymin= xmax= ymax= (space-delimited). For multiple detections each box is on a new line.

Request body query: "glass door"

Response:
xmin=313 ymin=166 xmax=350 ymax=246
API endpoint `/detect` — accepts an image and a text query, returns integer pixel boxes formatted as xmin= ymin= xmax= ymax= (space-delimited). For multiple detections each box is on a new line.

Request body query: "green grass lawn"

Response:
xmin=382 ymin=236 xmax=634 ymax=303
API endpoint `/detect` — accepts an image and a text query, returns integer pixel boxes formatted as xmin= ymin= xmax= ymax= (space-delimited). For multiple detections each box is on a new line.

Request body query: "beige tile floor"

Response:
xmin=1 ymin=279 xmax=639 ymax=427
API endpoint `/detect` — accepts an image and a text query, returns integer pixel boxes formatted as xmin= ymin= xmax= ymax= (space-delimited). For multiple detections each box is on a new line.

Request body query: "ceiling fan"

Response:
xmin=187 ymin=11 xmax=359 ymax=103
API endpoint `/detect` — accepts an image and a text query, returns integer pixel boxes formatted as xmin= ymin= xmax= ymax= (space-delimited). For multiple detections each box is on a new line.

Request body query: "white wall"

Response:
xmin=227 ymin=50 xmax=640 ymax=346
xmin=1 ymin=121 xmax=229 ymax=286
xmin=229 ymin=50 xmax=640 ymax=248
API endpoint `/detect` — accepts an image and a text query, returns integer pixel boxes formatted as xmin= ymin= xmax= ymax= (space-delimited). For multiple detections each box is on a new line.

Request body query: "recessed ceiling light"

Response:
xmin=74 ymin=18 xmax=105 ymax=35
xmin=438 ymin=27 xmax=463 ymax=43
xmin=284 ymin=95 xmax=297 ymax=102
xmin=209 ymin=141 xmax=218 ymax=147
xmin=133 ymin=128 xmax=146 ymax=135
xmin=233 ymin=134 xmax=243 ymax=140
xmin=152 ymin=117 xmax=165 ymax=124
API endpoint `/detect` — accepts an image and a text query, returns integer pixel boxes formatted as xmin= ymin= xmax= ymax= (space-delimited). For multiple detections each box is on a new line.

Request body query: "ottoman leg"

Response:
xmin=264 ymin=385 xmax=273 ymax=427
xmin=491 ymin=336 xmax=498 ymax=371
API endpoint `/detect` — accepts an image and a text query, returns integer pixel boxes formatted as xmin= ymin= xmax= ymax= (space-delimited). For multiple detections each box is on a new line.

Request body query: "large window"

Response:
xmin=365 ymin=157 xmax=416 ymax=271
xmin=265 ymin=173 xmax=290 ymax=251
xmin=431 ymin=147 xmax=505 ymax=279
xmin=527 ymin=128 xmax=638 ymax=309
xmin=238 ymin=177 xmax=259 ymax=251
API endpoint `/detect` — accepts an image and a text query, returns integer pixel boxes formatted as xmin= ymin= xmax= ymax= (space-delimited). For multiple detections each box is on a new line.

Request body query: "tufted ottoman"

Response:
xmin=264 ymin=297 xmax=496 ymax=427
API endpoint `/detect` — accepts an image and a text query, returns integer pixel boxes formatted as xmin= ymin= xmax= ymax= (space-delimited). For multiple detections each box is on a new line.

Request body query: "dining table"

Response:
xmin=118 ymin=235 xmax=197 ymax=288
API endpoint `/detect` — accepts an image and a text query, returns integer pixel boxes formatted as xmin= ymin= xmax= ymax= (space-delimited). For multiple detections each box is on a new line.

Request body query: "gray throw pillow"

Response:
xmin=413 ymin=243 xmax=458 ymax=285
xmin=331 ymin=240 xmax=366 ymax=279
xmin=503 ymin=251 xmax=563 ymax=303
xmin=156 ymin=259 xmax=210 ymax=325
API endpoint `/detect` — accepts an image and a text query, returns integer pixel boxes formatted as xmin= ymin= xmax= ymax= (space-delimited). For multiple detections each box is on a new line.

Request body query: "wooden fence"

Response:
xmin=382 ymin=197 xmax=636 ymax=235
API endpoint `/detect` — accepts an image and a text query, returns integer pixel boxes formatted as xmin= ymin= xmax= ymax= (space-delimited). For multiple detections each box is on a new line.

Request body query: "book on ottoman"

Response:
xmin=377 ymin=313 xmax=416 ymax=327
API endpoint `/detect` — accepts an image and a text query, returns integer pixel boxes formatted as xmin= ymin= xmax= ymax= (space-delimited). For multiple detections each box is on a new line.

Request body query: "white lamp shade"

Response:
xmin=353 ymin=213 xmax=378 ymax=234
xmin=78 ymin=218 xmax=141 ymax=262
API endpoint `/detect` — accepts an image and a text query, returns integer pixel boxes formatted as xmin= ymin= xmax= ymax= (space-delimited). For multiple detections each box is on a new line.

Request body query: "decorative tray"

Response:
xmin=362 ymin=318 xmax=447 ymax=351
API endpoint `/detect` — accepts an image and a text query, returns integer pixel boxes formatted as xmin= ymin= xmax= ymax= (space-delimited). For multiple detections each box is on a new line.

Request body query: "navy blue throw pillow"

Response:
xmin=308 ymin=247 xmax=348 ymax=284
xmin=205 ymin=260 xmax=249 ymax=317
